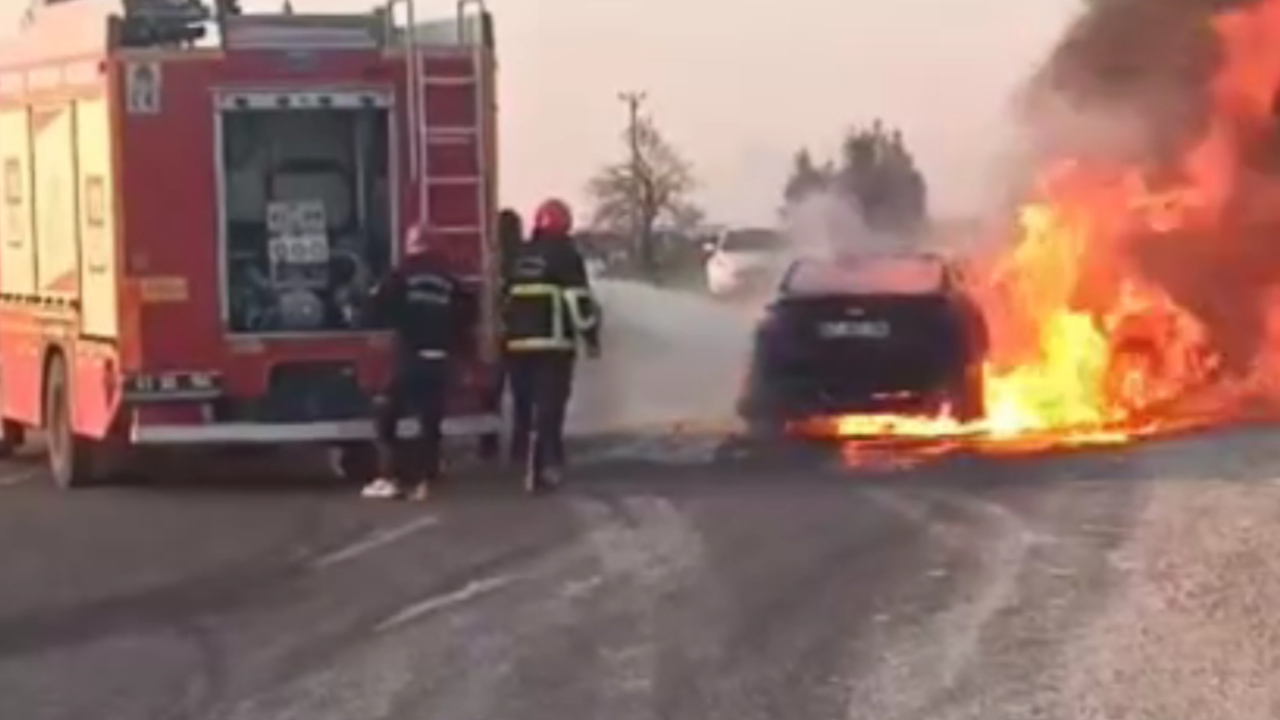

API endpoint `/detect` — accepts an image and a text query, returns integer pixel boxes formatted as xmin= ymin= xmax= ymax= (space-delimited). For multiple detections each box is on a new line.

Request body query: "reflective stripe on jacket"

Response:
xmin=505 ymin=283 xmax=573 ymax=351
xmin=501 ymin=235 xmax=600 ymax=354
xmin=564 ymin=287 xmax=599 ymax=332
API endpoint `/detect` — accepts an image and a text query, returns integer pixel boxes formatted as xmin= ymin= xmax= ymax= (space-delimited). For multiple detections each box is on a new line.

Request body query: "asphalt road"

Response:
xmin=6 ymin=282 xmax=1280 ymax=719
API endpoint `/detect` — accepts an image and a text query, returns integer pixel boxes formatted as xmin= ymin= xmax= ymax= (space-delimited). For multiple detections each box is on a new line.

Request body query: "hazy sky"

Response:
xmin=2 ymin=0 xmax=1081 ymax=224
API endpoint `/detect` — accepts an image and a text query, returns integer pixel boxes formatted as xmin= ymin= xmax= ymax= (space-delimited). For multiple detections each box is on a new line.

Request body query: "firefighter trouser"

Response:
xmin=376 ymin=354 xmax=450 ymax=487
xmin=506 ymin=351 xmax=575 ymax=480
xmin=478 ymin=354 xmax=533 ymax=462
xmin=505 ymin=351 xmax=535 ymax=462
xmin=478 ymin=361 xmax=505 ymax=459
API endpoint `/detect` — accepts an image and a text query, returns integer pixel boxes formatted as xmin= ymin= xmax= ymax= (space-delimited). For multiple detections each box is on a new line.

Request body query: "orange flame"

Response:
xmin=813 ymin=0 xmax=1280 ymax=456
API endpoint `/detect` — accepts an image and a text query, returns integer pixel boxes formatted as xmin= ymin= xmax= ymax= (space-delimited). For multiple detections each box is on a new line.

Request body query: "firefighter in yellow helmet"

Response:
xmin=501 ymin=198 xmax=601 ymax=493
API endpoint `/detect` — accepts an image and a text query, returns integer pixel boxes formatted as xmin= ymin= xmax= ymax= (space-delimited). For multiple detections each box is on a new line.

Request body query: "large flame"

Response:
xmin=812 ymin=0 xmax=1280 ymax=452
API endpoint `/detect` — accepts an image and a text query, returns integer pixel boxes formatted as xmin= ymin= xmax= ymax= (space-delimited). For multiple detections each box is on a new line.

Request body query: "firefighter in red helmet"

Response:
xmin=501 ymin=197 xmax=601 ymax=493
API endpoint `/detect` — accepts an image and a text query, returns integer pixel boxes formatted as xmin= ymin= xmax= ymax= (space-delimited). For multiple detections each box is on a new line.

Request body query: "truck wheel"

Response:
xmin=45 ymin=357 xmax=97 ymax=489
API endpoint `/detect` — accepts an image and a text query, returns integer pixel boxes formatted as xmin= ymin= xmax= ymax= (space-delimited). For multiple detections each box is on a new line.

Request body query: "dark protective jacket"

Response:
xmin=497 ymin=209 xmax=525 ymax=281
xmin=502 ymin=232 xmax=600 ymax=353
xmin=369 ymin=251 xmax=478 ymax=360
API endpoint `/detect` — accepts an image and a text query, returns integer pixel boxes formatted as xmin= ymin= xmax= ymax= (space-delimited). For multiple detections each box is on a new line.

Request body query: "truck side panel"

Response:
xmin=0 ymin=106 xmax=42 ymax=424
xmin=75 ymin=95 xmax=119 ymax=339
xmin=0 ymin=313 xmax=43 ymax=425
xmin=69 ymin=88 xmax=123 ymax=439
xmin=72 ymin=339 xmax=119 ymax=438
xmin=0 ymin=108 xmax=37 ymax=296
xmin=0 ymin=64 xmax=122 ymax=436
xmin=31 ymin=103 xmax=79 ymax=298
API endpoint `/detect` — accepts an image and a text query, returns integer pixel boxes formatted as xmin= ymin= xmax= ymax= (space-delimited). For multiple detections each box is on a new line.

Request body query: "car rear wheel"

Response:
xmin=743 ymin=413 xmax=787 ymax=440
xmin=948 ymin=365 xmax=986 ymax=423
xmin=737 ymin=387 xmax=787 ymax=441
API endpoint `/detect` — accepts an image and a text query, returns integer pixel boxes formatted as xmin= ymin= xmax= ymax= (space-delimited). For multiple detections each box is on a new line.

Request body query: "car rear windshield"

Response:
xmin=721 ymin=229 xmax=784 ymax=252
xmin=783 ymin=256 xmax=946 ymax=297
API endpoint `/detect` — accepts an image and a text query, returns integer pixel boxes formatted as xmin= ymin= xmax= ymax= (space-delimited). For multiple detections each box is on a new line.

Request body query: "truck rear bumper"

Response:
xmin=130 ymin=414 xmax=502 ymax=446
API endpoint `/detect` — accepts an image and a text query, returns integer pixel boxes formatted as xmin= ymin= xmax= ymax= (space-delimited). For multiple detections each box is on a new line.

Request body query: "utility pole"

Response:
xmin=618 ymin=91 xmax=647 ymax=275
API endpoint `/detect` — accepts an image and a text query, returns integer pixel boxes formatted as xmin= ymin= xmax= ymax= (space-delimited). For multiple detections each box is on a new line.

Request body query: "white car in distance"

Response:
xmin=704 ymin=228 xmax=789 ymax=297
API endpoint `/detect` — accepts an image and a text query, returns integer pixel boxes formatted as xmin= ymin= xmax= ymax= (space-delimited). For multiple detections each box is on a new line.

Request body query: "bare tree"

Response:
xmin=586 ymin=112 xmax=699 ymax=278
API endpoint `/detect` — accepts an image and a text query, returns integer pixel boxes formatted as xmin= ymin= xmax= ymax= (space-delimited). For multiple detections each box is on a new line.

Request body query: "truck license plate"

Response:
xmin=818 ymin=320 xmax=890 ymax=338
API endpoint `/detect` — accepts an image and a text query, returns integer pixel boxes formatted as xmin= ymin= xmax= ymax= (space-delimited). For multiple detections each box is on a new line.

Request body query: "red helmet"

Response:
xmin=533 ymin=198 xmax=573 ymax=236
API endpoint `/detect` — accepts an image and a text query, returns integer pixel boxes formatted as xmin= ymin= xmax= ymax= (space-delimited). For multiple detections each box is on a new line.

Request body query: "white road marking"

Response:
xmin=0 ymin=467 xmax=45 ymax=487
xmin=375 ymin=574 xmax=515 ymax=632
xmin=559 ymin=574 xmax=606 ymax=600
xmin=311 ymin=515 xmax=439 ymax=569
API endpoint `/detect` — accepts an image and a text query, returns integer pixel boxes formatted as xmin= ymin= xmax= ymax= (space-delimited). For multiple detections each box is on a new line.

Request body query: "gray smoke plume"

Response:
xmin=1021 ymin=0 xmax=1243 ymax=169
xmin=780 ymin=190 xmax=925 ymax=261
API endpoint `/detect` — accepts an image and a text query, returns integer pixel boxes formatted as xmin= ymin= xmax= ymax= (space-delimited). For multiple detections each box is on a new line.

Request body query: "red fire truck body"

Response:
xmin=0 ymin=0 xmax=502 ymax=487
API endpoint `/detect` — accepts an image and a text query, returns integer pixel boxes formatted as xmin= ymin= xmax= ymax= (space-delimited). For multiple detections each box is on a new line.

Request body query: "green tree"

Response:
xmin=586 ymin=115 xmax=700 ymax=278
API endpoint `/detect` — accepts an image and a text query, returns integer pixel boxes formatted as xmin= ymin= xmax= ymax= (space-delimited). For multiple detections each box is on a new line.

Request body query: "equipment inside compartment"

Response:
xmin=220 ymin=105 xmax=393 ymax=334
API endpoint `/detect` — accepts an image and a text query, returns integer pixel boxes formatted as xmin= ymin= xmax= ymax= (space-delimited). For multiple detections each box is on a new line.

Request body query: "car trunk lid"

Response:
xmin=768 ymin=293 xmax=968 ymax=394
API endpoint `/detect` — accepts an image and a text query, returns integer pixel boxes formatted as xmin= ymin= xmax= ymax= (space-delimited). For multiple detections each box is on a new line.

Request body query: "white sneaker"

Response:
xmin=361 ymin=478 xmax=403 ymax=499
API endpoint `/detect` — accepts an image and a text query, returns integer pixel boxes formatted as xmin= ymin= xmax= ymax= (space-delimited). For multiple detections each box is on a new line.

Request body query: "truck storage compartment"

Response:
xmin=218 ymin=93 xmax=394 ymax=334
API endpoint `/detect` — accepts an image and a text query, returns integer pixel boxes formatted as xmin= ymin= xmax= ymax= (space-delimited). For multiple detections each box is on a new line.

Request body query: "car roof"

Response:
xmin=718 ymin=227 xmax=784 ymax=250
xmin=780 ymin=253 xmax=953 ymax=297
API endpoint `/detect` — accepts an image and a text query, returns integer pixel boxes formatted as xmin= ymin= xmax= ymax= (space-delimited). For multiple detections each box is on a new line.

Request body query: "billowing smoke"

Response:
xmin=1015 ymin=0 xmax=1280 ymax=378
xmin=1021 ymin=0 xmax=1231 ymax=167
xmin=782 ymin=190 xmax=893 ymax=258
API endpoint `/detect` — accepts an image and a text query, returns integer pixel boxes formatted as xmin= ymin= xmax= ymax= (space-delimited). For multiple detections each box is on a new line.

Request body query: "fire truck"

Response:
xmin=0 ymin=0 xmax=502 ymax=487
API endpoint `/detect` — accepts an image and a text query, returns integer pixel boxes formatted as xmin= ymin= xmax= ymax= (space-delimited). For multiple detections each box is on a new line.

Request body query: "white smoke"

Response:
xmin=780 ymin=189 xmax=924 ymax=260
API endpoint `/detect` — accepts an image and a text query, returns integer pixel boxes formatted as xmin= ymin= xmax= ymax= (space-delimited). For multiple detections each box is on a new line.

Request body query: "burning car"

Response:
xmin=736 ymin=253 xmax=989 ymax=437
xmin=1101 ymin=286 xmax=1220 ymax=419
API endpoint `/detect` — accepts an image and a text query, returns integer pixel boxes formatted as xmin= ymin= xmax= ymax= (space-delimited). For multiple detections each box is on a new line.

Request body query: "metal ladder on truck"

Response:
xmin=389 ymin=0 xmax=497 ymax=365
